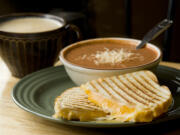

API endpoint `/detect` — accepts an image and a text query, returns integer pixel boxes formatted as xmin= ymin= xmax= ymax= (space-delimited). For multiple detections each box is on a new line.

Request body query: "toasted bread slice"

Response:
xmin=82 ymin=70 xmax=172 ymax=122
xmin=53 ymin=87 xmax=107 ymax=121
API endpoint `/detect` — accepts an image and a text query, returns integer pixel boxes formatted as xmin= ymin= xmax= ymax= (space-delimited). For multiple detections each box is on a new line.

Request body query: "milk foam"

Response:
xmin=0 ymin=17 xmax=63 ymax=33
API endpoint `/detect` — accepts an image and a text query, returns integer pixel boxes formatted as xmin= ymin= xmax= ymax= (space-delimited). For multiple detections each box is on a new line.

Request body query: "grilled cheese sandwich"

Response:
xmin=53 ymin=70 xmax=172 ymax=122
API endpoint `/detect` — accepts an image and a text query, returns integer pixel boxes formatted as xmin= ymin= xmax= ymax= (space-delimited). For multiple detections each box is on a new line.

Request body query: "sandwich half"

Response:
xmin=53 ymin=87 xmax=107 ymax=121
xmin=82 ymin=70 xmax=172 ymax=122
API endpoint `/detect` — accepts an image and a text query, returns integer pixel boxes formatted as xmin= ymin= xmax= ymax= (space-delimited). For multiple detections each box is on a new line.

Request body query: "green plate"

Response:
xmin=12 ymin=65 xmax=180 ymax=128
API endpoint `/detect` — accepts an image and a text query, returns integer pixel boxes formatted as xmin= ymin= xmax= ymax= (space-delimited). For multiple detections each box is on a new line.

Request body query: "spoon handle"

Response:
xmin=136 ymin=19 xmax=173 ymax=49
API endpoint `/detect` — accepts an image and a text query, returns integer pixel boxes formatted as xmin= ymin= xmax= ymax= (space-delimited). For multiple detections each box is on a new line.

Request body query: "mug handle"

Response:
xmin=64 ymin=24 xmax=82 ymax=43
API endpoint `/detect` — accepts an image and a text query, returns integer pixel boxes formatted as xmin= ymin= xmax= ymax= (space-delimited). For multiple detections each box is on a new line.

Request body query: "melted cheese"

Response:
xmin=85 ymin=89 xmax=158 ymax=122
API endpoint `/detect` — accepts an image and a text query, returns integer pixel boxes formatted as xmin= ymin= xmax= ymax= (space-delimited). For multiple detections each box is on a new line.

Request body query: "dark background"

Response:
xmin=0 ymin=0 xmax=179 ymax=62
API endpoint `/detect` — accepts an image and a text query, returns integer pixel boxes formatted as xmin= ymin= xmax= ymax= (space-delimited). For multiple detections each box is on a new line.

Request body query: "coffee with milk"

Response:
xmin=0 ymin=17 xmax=63 ymax=33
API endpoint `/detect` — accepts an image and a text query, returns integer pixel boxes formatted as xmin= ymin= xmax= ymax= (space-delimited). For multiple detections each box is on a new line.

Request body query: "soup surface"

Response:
xmin=64 ymin=39 xmax=158 ymax=69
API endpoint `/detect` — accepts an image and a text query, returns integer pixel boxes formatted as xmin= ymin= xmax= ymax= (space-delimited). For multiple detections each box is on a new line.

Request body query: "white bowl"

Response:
xmin=60 ymin=38 xmax=162 ymax=86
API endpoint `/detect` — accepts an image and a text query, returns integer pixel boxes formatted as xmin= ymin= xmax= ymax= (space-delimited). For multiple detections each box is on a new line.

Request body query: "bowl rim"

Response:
xmin=60 ymin=37 xmax=162 ymax=72
xmin=0 ymin=12 xmax=66 ymax=35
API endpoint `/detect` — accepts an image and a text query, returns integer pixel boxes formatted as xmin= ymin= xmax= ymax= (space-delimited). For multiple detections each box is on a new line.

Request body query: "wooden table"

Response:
xmin=0 ymin=58 xmax=180 ymax=135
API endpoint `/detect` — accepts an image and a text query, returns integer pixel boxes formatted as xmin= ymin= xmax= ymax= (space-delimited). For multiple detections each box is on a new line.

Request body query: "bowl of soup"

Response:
xmin=60 ymin=38 xmax=161 ymax=85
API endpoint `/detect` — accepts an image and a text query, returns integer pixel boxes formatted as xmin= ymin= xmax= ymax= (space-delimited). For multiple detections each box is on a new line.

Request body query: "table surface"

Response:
xmin=0 ymin=58 xmax=180 ymax=135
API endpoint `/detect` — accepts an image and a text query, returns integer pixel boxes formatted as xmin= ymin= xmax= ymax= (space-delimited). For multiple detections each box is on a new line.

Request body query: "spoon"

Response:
xmin=136 ymin=19 xmax=173 ymax=49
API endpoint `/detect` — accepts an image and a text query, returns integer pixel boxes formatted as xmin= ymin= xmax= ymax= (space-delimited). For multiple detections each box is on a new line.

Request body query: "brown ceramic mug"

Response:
xmin=0 ymin=13 xmax=81 ymax=78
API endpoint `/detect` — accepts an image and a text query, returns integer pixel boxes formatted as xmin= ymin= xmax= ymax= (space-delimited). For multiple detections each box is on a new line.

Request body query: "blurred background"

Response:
xmin=0 ymin=0 xmax=179 ymax=62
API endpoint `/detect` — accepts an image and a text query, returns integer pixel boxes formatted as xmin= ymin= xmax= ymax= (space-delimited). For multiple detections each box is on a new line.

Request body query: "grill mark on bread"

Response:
xmin=127 ymin=74 xmax=162 ymax=102
xmin=67 ymin=101 xmax=100 ymax=110
xmin=90 ymin=80 xmax=114 ymax=98
xmin=145 ymin=71 xmax=158 ymax=83
xmin=109 ymin=78 xmax=134 ymax=104
xmin=112 ymin=76 xmax=144 ymax=105
xmin=102 ymin=78 xmax=132 ymax=103
xmin=90 ymin=80 xmax=113 ymax=98
xmin=137 ymin=72 xmax=169 ymax=98
xmin=114 ymin=76 xmax=147 ymax=106
xmin=132 ymin=73 xmax=166 ymax=100
xmin=127 ymin=73 xmax=161 ymax=101
xmin=119 ymin=75 xmax=150 ymax=106
xmin=89 ymin=82 xmax=99 ymax=92
xmin=139 ymin=72 xmax=170 ymax=96
xmin=57 ymin=88 xmax=104 ymax=111
xmin=113 ymin=76 xmax=147 ymax=106
xmin=124 ymin=74 xmax=156 ymax=103
xmin=132 ymin=74 xmax=162 ymax=101
xmin=124 ymin=74 xmax=158 ymax=103
xmin=96 ymin=80 xmax=118 ymax=100
xmin=69 ymin=103 xmax=100 ymax=110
